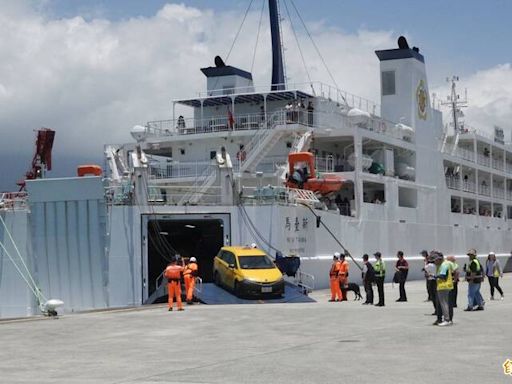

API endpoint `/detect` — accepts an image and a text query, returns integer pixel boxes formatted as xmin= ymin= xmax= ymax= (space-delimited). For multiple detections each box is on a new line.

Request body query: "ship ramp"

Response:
xmin=195 ymin=282 xmax=315 ymax=305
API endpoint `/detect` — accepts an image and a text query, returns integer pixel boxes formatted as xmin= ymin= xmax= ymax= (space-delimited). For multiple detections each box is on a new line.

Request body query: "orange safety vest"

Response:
xmin=164 ymin=265 xmax=183 ymax=281
xmin=183 ymin=262 xmax=198 ymax=277
xmin=329 ymin=261 xmax=341 ymax=278
xmin=338 ymin=260 xmax=349 ymax=280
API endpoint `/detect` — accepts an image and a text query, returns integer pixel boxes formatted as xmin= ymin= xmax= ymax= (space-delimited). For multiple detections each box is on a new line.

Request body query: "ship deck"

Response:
xmin=1 ymin=277 xmax=511 ymax=383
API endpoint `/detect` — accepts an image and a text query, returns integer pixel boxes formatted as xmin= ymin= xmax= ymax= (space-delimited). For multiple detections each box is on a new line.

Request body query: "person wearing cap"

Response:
xmin=373 ymin=252 xmax=386 ymax=306
xmin=329 ymin=253 xmax=342 ymax=302
xmin=433 ymin=252 xmax=453 ymax=326
xmin=183 ymin=256 xmax=199 ymax=304
xmin=338 ymin=253 xmax=349 ymax=301
xmin=164 ymin=257 xmax=185 ymax=311
xmin=362 ymin=254 xmax=375 ymax=305
xmin=464 ymin=249 xmax=484 ymax=311
xmin=485 ymin=252 xmax=504 ymax=301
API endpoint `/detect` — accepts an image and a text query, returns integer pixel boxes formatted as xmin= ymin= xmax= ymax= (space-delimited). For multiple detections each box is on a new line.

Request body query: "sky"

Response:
xmin=1 ymin=0 xmax=511 ymax=191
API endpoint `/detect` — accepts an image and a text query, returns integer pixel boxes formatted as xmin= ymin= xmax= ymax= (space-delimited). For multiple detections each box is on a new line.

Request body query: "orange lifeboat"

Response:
xmin=77 ymin=164 xmax=102 ymax=177
xmin=285 ymin=152 xmax=343 ymax=195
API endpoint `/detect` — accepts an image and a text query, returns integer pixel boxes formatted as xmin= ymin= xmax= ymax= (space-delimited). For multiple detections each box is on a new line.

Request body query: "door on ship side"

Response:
xmin=141 ymin=213 xmax=231 ymax=303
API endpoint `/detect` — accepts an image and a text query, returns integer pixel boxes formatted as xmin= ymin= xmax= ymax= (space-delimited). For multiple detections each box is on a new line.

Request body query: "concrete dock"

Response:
xmin=1 ymin=277 xmax=511 ymax=384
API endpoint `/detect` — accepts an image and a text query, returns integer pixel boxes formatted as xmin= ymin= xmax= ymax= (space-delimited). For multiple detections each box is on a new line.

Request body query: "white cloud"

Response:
xmin=0 ymin=1 xmax=510 ymax=189
xmin=432 ymin=64 xmax=512 ymax=139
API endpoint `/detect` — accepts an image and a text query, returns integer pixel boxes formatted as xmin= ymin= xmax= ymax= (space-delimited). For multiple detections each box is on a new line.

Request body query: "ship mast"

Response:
xmin=269 ymin=0 xmax=286 ymax=91
xmin=442 ymin=76 xmax=467 ymax=133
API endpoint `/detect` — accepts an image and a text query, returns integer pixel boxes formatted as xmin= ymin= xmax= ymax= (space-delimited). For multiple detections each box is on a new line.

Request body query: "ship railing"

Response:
xmin=462 ymin=180 xmax=476 ymax=193
xmin=192 ymin=81 xmax=380 ymax=115
xmin=442 ymin=144 xmax=475 ymax=162
xmin=145 ymin=108 xmax=414 ymax=145
xmin=445 ymin=176 xmax=460 ymax=190
xmin=0 ymin=192 xmax=29 ymax=211
xmin=105 ymin=183 xmax=134 ymax=205
xmin=149 ymin=160 xmax=212 ymax=180
xmin=493 ymin=187 xmax=505 ymax=199
xmin=146 ymin=112 xmax=266 ymax=136
xmin=477 ymin=154 xmax=491 ymax=167
xmin=458 ymin=147 xmax=475 ymax=162
xmin=459 ymin=124 xmax=495 ymax=141
xmin=478 ymin=184 xmax=491 ymax=197
xmin=492 ymin=158 xmax=504 ymax=171
xmin=146 ymin=185 xmax=224 ymax=206
xmin=315 ymin=155 xmax=335 ymax=173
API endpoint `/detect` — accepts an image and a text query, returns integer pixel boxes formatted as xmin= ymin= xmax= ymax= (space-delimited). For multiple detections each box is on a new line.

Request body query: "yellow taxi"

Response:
xmin=213 ymin=246 xmax=285 ymax=297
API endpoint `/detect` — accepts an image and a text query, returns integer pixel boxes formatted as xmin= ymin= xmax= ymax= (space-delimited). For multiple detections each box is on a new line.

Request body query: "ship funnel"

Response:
xmin=375 ymin=36 xmax=430 ymax=130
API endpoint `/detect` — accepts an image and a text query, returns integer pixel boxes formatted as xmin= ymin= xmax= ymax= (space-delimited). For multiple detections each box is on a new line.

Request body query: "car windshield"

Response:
xmin=238 ymin=255 xmax=275 ymax=269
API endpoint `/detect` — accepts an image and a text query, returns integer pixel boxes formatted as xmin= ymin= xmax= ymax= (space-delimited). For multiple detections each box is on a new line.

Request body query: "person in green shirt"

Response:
xmin=373 ymin=252 xmax=386 ymax=306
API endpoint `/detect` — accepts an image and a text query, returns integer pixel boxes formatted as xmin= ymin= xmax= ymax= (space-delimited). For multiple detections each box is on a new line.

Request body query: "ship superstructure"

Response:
xmin=1 ymin=1 xmax=511 ymax=318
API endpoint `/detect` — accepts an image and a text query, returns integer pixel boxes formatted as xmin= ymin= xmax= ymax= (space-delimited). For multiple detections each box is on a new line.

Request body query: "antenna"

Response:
xmin=441 ymin=76 xmax=468 ymax=133
xmin=269 ymin=0 xmax=286 ymax=90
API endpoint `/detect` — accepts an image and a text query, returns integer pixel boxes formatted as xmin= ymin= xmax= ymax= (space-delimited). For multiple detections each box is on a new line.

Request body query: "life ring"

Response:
xmin=236 ymin=150 xmax=247 ymax=162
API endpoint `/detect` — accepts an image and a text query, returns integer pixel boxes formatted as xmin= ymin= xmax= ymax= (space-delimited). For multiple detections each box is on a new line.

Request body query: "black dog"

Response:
xmin=342 ymin=282 xmax=362 ymax=300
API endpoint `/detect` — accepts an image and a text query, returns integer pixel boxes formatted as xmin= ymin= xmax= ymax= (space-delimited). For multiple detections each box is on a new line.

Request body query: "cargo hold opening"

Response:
xmin=147 ymin=219 xmax=224 ymax=298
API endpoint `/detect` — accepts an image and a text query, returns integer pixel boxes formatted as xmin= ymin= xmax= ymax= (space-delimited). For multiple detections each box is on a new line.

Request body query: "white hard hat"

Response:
xmin=190 ymin=257 xmax=197 ymax=262
xmin=333 ymin=252 xmax=341 ymax=258
xmin=488 ymin=252 xmax=495 ymax=256
xmin=251 ymin=243 xmax=257 ymax=248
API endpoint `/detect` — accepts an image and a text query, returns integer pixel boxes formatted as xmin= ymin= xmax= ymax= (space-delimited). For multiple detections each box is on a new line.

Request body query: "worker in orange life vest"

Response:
xmin=338 ymin=252 xmax=349 ymax=301
xmin=183 ymin=256 xmax=199 ymax=304
xmin=164 ymin=257 xmax=184 ymax=311
xmin=329 ymin=253 xmax=342 ymax=302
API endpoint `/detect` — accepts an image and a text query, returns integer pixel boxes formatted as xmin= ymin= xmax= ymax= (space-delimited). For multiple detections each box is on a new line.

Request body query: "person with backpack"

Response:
xmin=361 ymin=254 xmax=375 ymax=305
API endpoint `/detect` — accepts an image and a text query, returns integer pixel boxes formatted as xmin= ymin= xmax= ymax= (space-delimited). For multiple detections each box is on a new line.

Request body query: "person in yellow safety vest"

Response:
xmin=373 ymin=252 xmax=386 ymax=306
xmin=183 ymin=256 xmax=199 ymax=305
xmin=464 ymin=249 xmax=485 ymax=311
xmin=328 ymin=253 xmax=342 ymax=302
xmin=338 ymin=253 xmax=349 ymax=301
xmin=446 ymin=255 xmax=460 ymax=313
xmin=433 ymin=252 xmax=453 ymax=326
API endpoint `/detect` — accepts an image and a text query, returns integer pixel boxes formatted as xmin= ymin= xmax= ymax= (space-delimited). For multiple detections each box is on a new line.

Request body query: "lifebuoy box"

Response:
xmin=77 ymin=165 xmax=102 ymax=177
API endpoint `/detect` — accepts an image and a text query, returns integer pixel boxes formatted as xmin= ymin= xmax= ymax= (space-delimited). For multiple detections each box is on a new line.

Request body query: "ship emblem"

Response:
xmin=416 ymin=79 xmax=427 ymax=120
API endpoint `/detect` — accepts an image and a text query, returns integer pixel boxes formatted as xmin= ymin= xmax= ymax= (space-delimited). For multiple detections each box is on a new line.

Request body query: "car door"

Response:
xmin=224 ymin=252 xmax=238 ymax=289
xmin=215 ymin=250 xmax=229 ymax=284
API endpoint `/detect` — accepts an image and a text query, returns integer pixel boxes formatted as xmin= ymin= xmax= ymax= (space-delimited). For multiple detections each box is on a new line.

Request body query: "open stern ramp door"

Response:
xmin=142 ymin=213 xmax=230 ymax=304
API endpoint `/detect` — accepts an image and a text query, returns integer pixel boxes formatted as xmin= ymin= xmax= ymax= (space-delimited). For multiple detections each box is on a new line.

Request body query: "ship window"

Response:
xmin=363 ymin=181 xmax=385 ymax=204
xmin=382 ymin=71 xmax=396 ymax=96
xmin=398 ymin=187 xmax=417 ymax=208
